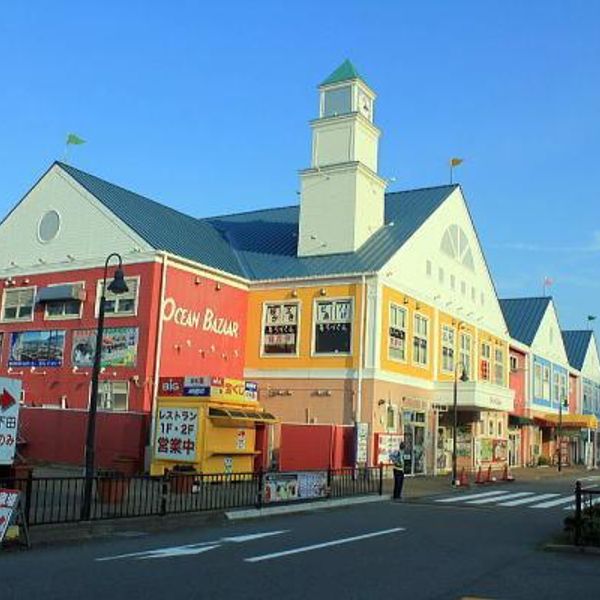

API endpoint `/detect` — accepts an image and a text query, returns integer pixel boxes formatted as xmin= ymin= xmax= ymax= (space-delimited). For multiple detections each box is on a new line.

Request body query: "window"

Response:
xmin=388 ymin=303 xmax=407 ymax=361
xmin=440 ymin=224 xmax=475 ymax=270
xmin=552 ymin=372 xmax=560 ymax=403
xmin=262 ymin=302 xmax=299 ymax=355
xmin=534 ymin=363 xmax=543 ymax=397
xmin=542 ymin=366 xmax=551 ymax=399
xmin=498 ymin=419 xmax=503 ymax=437
xmin=494 ymin=347 xmax=504 ymax=386
xmin=97 ymin=381 xmax=129 ymax=411
xmin=441 ymin=325 xmax=455 ymax=372
xmin=413 ymin=314 xmax=429 ymax=366
xmin=559 ymin=374 xmax=568 ymax=408
xmin=2 ymin=287 xmax=35 ymax=322
xmin=510 ymin=355 xmax=518 ymax=372
xmin=97 ymin=277 xmax=139 ymax=316
xmin=480 ymin=342 xmax=491 ymax=381
xmin=488 ymin=418 xmax=494 ymax=436
xmin=438 ymin=267 xmax=444 ymax=284
xmin=450 ymin=274 xmax=456 ymax=290
xmin=386 ymin=406 xmax=396 ymax=430
xmin=44 ymin=283 xmax=84 ymax=319
xmin=459 ymin=333 xmax=472 ymax=377
xmin=314 ymin=298 xmax=352 ymax=354
xmin=426 ymin=260 xmax=432 ymax=276
xmin=460 ymin=281 xmax=466 ymax=295
xmin=323 ymin=86 xmax=351 ymax=117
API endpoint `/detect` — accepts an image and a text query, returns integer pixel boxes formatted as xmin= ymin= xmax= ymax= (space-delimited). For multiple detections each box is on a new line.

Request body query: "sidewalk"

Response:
xmin=384 ymin=465 xmax=593 ymax=500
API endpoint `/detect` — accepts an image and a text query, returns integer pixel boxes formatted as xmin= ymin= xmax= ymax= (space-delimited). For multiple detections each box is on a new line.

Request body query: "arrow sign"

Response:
xmin=0 ymin=389 xmax=16 ymax=411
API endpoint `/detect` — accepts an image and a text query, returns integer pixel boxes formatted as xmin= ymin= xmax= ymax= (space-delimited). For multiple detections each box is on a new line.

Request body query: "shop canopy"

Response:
xmin=208 ymin=406 xmax=277 ymax=423
xmin=535 ymin=413 xmax=598 ymax=430
xmin=509 ymin=415 xmax=536 ymax=426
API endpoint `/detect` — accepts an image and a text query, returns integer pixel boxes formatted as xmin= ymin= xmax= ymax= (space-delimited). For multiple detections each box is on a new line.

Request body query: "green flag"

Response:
xmin=66 ymin=133 xmax=85 ymax=145
xmin=588 ymin=315 xmax=597 ymax=321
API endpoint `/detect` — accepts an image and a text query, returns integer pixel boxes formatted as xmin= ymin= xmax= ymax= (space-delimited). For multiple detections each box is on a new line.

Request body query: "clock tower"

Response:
xmin=297 ymin=60 xmax=387 ymax=257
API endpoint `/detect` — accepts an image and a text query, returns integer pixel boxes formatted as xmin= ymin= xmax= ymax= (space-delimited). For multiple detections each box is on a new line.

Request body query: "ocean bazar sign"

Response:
xmin=72 ymin=327 xmax=139 ymax=368
xmin=162 ymin=298 xmax=240 ymax=338
xmin=0 ymin=378 xmax=21 ymax=465
xmin=9 ymin=331 xmax=65 ymax=367
xmin=154 ymin=407 xmax=199 ymax=462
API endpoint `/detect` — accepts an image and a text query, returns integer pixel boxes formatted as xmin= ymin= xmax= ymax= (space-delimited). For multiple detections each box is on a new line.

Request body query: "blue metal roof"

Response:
xmin=57 ymin=162 xmax=455 ymax=281
xmin=499 ymin=297 xmax=551 ymax=346
xmin=562 ymin=330 xmax=593 ymax=370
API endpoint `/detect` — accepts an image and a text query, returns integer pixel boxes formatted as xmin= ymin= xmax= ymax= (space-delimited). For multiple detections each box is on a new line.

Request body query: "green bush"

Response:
xmin=537 ymin=455 xmax=551 ymax=466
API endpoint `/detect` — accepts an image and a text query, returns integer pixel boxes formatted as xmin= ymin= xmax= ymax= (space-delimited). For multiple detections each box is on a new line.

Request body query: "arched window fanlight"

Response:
xmin=440 ymin=224 xmax=474 ymax=271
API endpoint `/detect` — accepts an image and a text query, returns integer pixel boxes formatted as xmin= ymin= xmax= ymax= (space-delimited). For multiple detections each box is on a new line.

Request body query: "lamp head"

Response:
xmin=460 ymin=367 xmax=469 ymax=383
xmin=107 ymin=267 xmax=129 ymax=295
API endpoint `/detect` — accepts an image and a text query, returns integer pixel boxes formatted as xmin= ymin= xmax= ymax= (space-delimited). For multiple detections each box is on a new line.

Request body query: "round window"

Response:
xmin=38 ymin=210 xmax=61 ymax=243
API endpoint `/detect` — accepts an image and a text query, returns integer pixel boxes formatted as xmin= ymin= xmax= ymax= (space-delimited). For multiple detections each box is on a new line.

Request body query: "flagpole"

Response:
xmin=450 ymin=164 xmax=453 ymax=185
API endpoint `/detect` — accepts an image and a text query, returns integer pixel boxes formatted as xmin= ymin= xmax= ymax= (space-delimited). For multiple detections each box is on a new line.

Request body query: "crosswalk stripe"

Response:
xmin=531 ymin=496 xmax=574 ymax=508
xmin=498 ymin=493 xmax=559 ymax=507
xmin=465 ymin=492 xmax=534 ymax=505
xmin=436 ymin=490 xmax=507 ymax=503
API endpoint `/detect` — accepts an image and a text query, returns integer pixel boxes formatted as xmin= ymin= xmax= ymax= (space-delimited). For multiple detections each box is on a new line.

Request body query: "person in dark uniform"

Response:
xmin=390 ymin=442 xmax=406 ymax=500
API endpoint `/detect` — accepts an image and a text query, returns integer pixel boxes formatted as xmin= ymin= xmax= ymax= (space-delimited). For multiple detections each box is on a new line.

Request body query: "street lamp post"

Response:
xmin=558 ymin=395 xmax=563 ymax=473
xmin=452 ymin=361 xmax=469 ymax=486
xmin=81 ymin=253 xmax=129 ymax=521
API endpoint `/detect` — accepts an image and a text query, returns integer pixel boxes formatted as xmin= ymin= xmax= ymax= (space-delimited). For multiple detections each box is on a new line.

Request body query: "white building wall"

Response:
xmin=530 ymin=303 xmax=569 ymax=367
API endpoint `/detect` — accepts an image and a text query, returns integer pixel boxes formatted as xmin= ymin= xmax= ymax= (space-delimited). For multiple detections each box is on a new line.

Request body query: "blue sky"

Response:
xmin=1 ymin=1 xmax=599 ymax=330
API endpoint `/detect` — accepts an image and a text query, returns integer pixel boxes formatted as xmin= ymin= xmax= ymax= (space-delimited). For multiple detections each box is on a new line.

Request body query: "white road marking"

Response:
xmin=436 ymin=490 xmax=508 ymax=503
xmin=465 ymin=492 xmax=534 ymax=505
xmin=531 ymin=496 xmax=574 ymax=508
xmin=498 ymin=493 xmax=559 ymax=507
xmin=222 ymin=530 xmax=289 ymax=543
xmin=96 ymin=530 xmax=288 ymax=562
xmin=244 ymin=527 xmax=405 ymax=563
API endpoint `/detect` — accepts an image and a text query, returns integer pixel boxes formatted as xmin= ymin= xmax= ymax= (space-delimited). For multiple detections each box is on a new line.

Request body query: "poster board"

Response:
xmin=375 ymin=433 xmax=403 ymax=465
xmin=355 ymin=423 xmax=369 ymax=464
xmin=264 ymin=471 xmax=328 ymax=503
xmin=0 ymin=488 xmax=29 ymax=548
xmin=0 ymin=378 xmax=22 ymax=465
xmin=154 ymin=407 xmax=199 ymax=462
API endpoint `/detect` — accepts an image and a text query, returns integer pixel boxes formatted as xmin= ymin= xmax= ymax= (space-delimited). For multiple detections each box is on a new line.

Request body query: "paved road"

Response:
xmin=2 ymin=475 xmax=599 ymax=600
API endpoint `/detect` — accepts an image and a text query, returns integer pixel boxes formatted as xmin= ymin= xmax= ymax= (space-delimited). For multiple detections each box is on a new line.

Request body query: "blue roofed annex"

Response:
xmin=57 ymin=161 xmax=456 ymax=282
xmin=562 ymin=330 xmax=593 ymax=370
xmin=499 ymin=297 xmax=551 ymax=346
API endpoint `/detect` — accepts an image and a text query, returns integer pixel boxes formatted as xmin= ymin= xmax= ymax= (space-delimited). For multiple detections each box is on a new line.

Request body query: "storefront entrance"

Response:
xmin=403 ymin=410 xmax=426 ymax=475
xmin=508 ymin=430 xmax=521 ymax=467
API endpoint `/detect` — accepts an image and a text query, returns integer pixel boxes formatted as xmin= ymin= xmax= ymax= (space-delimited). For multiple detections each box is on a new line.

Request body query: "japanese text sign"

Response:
xmin=0 ymin=489 xmax=20 ymax=543
xmin=0 ymin=378 xmax=21 ymax=466
xmin=154 ymin=406 xmax=199 ymax=463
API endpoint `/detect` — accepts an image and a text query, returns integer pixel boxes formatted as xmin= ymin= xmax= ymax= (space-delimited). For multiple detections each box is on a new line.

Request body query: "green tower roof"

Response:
xmin=320 ymin=59 xmax=365 ymax=86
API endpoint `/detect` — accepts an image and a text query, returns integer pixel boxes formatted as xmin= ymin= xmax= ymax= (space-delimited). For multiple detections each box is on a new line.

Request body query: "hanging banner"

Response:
xmin=72 ymin=327 xmax=138 ymax=368
xmin=9 ymin=331 xmax=65 ymax=367
xmin=355 ymin=423 xmax=369 ymax=464
xmin=0 ymin=378 xmax=21 ymax=466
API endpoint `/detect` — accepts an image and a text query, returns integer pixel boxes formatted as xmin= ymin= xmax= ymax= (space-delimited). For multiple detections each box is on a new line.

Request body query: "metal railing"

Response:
xmin=572 ymin=481 xmax=600 ymax=546
xmin=0 ymin=465 xmax=383 ymax=527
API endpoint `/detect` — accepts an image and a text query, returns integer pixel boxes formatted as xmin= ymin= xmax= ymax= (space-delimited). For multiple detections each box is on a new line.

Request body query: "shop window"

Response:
xmin=44 ymin=282 xmax=85 ymax=319
xmin=498 ymin=420 xmax=503 ymax=437
xmin=96 ymin=277 xmax=139 ymax=317
xmin=313 ymin=298 xmax=352 ymax=355
xmin=494 ymin=347 xmax=504 ymax=386
xmin=552 ymin=372 xmax=560 ymax=403
xmin=97 ymin=381 xmax=129 ymax=411
xmin=459 ymin=333 xmax=472 ymax=378
xmin=412 ymin=314 xmax=429 ymax=366
xmin=480 ymin=342 xmax=491 ymax=381
xmin=388 ymin=303 xmax=407 ymax=362
xmin=441 ymin=325 xmax=455 ymax=373
xmin=542 ymin=366 xmax=551 ymax=399
xmin=262 ymin=302 xmax=299 ymax=355
xmin=2 ymin=286 xmax=35 ymax=322
xmin=488 ymin=419 xmax=494 ymax=436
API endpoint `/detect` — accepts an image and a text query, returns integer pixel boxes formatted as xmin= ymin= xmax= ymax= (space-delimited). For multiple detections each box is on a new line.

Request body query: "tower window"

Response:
xmin=323 ymin=86 xmax=352 ymax=117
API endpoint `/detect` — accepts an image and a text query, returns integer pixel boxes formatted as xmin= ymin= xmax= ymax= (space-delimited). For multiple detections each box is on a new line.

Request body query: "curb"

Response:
xmin=226 ymin=494 xmax=390 ymax=520
xmin=544 ymin=543 xmax=600 ymax=556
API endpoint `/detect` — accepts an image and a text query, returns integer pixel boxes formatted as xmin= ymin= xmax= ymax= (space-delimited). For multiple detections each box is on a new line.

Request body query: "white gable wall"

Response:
xmin=0 ymin=164 xmax=153 ymax=275
xmin=380 ymin=187 xmax=507 ymax=337
xmin=581 ymin=336 xmax=600 ymax=384
xmin=530 ymin=302 xmax=569 ymax=367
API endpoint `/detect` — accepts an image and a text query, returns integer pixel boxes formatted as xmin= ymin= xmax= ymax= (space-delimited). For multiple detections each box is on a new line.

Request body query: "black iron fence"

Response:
xmin=0 ymin=466 xmax=383 ymax=527
xmin=571 ymin=480 xmax=600 ymax=546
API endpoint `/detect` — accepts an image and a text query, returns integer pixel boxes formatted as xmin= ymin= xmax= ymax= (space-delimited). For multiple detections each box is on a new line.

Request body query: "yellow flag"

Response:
xmin=450 ymin=158 xmax=463 ymax=167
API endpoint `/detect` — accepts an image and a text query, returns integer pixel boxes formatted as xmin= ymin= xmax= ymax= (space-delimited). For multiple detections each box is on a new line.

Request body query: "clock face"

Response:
xmin=358 ymin=92 xmax=371 ymax=118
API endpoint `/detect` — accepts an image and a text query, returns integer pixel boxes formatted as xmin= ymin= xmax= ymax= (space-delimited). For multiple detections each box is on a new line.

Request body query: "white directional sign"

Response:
xmin=0 ymin=378 xmax=22 ymax=466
